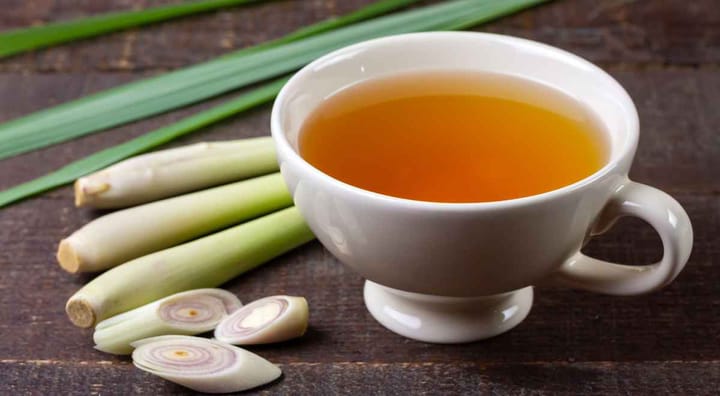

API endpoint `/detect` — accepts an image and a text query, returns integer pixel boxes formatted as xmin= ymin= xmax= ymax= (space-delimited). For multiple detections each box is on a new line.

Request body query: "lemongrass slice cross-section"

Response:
xmin=94 ymin=289 xmax=241 ymax=355
xmin=214 ymin=295 xmax=308 ymax=345
xmin=132 ymin=335 xmax=281 ymax=393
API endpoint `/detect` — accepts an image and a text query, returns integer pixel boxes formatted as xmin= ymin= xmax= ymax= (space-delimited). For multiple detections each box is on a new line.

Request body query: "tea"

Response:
xmin=298 ymin=71 xmax=607 ymax=203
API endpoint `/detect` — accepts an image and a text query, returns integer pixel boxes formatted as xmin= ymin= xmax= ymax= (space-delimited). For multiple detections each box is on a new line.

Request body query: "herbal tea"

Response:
xmin=298 ymin=71 xmax=607 ymax=203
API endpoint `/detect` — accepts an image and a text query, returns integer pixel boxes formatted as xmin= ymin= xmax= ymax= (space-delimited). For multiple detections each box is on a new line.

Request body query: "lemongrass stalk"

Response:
xmin=57 ymin=172 xmax=291 ymax=273
xmin=214 ymin=296 xmax=308 ymax=345
xmin=75 ymin=137 xmax=277 ymax=208
xmin=94 ymin=289 xmax=242 ymax=355
xmin=132 ymin=335 xmax=281 ymax=393
xmin=66 ymin=206 xmax=314 ymax=328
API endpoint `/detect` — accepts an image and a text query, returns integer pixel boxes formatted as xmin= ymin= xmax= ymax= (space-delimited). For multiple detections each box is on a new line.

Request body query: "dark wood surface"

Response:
xmin=1 ymin=1 xmax=719 ymax=394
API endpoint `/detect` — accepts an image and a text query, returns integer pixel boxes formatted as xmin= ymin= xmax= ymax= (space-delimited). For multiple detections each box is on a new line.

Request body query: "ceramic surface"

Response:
xmin=271 ymin=32 xmax=693 ymax=343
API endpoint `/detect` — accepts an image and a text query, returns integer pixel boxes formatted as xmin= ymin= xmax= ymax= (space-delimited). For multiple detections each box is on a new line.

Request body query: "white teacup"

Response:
xmin=271 ymin=32 xmax=693 ymax=343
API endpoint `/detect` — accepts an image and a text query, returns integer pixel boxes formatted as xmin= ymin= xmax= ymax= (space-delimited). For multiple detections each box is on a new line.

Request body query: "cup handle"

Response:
xmin=549 ymin=180 xmax=693 ymax=295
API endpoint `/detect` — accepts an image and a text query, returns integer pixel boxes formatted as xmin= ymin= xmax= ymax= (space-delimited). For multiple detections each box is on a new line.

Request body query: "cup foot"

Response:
xmin=363 ymin=281 xmax=533 ymax=343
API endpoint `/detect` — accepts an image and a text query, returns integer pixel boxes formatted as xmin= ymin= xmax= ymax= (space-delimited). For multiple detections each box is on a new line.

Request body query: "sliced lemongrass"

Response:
xmin=132 ymin=335 xmax=281 ymax=393
xmin=94 ymin=289 xmax=241 ymax=355
xmin=214 ymin=296 xmax=308 ymax=345
xmin=75 ymin=137 xmax=277 ymax=208
xmin=57 ymin=172 xmax=292 ymax=273
xmin=66 ymin=206 xmax=314 ymax=328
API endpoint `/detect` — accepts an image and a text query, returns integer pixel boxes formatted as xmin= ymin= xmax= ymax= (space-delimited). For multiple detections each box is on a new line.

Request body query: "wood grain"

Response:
xmin=3 ymin=361 xmax=719 ymax=395
xmin=0 ymin=0 xmax=717 ymax=394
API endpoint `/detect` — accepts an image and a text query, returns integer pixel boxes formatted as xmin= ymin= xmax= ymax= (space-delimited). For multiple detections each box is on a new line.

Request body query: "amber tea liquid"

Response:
xmin=298 ymin=71 xmax=607 ymax=203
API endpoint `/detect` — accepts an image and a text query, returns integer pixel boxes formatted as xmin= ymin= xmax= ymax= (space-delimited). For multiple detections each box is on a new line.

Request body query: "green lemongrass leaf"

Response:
xmin=0 ymin=0 xmax=422 ymax=208
xmin=0 ymin=78 xmax=287 ymax=209
xmin=0 ymin=0 xmax=265 ymax=59
xmin=0 ymin=0 xmax=546 ymax=160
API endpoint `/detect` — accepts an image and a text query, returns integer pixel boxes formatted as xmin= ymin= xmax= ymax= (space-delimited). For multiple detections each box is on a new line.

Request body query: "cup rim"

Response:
xmin=271 ymin=31 xmax=639 ymax=210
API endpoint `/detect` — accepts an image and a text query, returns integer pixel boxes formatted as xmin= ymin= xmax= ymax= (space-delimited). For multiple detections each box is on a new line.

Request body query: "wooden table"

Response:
xmin=2 ymin=1 xmax=718 ymax=394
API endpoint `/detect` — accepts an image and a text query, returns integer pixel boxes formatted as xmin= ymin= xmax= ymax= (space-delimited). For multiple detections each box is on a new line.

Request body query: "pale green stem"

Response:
xmin=75 ymin=137 xmax=277 ymax=208
xmin=66 ymin=206 xmax=314 ymax=328
xmin=58 ymin=172 xmax=292 ymax=273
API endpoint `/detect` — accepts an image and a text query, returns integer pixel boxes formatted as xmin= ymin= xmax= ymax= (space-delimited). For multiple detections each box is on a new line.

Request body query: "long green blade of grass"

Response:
xmin=0 ymin=0 xmax=422 ymax=208
xmin=0 ymin=0 xmax=265 ymax=59
xmin=0 ymin=0 xmax=546 ymax=161
xmin=0 ymin=78 xmax=287 ymax=208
